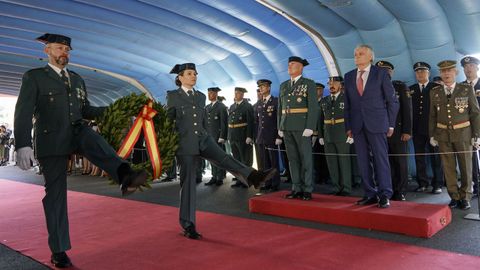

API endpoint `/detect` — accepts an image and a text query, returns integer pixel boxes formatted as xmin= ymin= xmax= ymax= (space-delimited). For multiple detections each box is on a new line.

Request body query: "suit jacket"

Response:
xmin=167 ymin=88 xmax=208 ymax=155
xmin=409 ymin=81 xmax=439 ymax=137
xmin=344 ymin=65 xmax=399 ymax=134
xmin=319 ymin=93 xmax=348 ymax=143
xmin=429 ymin=83 xmax=480 ymax=142
xmin=255 ymin=96 xmax=279 ymax=145
xmin=228 ymin=99 xmax=254 ymax=142
xmin=14 ymin=65 xmax=104 ymax=158
xmin=389 ymin=80 xmax=412 ymax=141
xmin=277 ymin=76 xmax=318 ymax=131
xmin=205 ymin=101 xmax=228 ymax=141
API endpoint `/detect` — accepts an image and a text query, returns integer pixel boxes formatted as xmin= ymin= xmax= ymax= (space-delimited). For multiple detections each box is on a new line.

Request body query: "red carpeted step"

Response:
xmin=2 ymin=179 xmax=475 ymax=270
xmin=249 ymin=191 xmax=451 ymax=238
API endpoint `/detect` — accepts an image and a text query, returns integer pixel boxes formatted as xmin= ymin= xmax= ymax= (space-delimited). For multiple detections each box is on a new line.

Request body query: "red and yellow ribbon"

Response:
xmin=117 ymin=100 xmax=162 ymax=179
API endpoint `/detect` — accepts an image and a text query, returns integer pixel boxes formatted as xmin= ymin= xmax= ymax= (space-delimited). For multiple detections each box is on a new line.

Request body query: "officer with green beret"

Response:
xmin=318 ymin=76 xmax=353 ymax=196
xmin=376 ymin=60 xmax=412 ymax=201
xmin=204 ymin=87 xmax=228 ymax=186
xmin=461 ymin=56 xmax=480 ymax=197
xmin=429 ymin=60 xmax=480 ymax=210
xmin=14 ymin=33 xmax=147 ymax=268
xmin=228 ymin=87 xmax=255 ymax=188
xmin=278 ymin=56 xmax=318 ymax=200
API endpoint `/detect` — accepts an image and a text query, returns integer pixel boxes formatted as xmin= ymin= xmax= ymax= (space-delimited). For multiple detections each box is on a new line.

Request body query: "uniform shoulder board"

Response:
xmin=304 ymin=77 xmax=315 ymax=84
xmin=68 ymin=70 xmax=79 ymax=76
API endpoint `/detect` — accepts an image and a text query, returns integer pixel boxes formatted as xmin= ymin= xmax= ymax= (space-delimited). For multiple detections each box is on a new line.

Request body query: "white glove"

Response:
xmin=430 ymin=137 xmax=438 ymax=147
xmin=17 ymin=147 xmax=36 ymax=170
xmin=278 ymin=130 xmax=284 ymax=138
xmin=346 ymin=137 xmax=354 ymax=144
xmin=218 ymin=138 xmax=225 ymax=144
xmin=311 ymin=136 xmax=317 ymax=146
xmin=319 ymin=138 xmax=325 ymax=145
xmin=472 ymin=138 xmax=480 ymax=149
xmin=302 ymin=129 xmax=313 ymax=137
xmin=246 ymin=137 xmax=253 ymax=145
xmin=275 ymin=138 xmax=283 ymax=145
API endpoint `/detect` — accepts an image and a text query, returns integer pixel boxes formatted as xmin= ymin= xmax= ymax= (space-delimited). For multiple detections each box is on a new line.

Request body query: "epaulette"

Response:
xmin=68 ymin=70 xmax=79 ymax=76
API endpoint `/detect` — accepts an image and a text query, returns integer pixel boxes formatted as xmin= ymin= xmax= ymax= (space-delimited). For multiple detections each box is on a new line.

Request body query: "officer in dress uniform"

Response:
xmin=312 ymin=83 xmax=330 ymax=184
xmin=429 ymin=60 xmax=480 ymax=210
xmin=461 ymin=56 xmax=480 ymax=197
xmin=255 ymin=79 xmax=282 ymax=192
xmin=228 ymin=87 xmax=255 ymax=188
xmin=318 ymin=76 xmax=353 ymax=196
xmin=376 ymin=61 xmax=412 ymax=201
xmin=204 ymin=87 xmax=228 ymax=186
xmin=410 ymin=62 xmax=444 ymax=194
xmin=14 ymin=33 xmax=147 ymax=268
xmin=253 ymin=88 xmax=264 ymax=171
xmin=166 ymin=63 xmax=276 ymax=239
xmin=278 ymin=56 xmax=318 ymax=201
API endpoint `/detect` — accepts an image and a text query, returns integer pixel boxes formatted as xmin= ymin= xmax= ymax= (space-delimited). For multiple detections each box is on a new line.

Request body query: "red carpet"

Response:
xmin=0 ymin=179 xmax=478 ymax=270
xmin=250 ymin=191 xmax=451 ymax=238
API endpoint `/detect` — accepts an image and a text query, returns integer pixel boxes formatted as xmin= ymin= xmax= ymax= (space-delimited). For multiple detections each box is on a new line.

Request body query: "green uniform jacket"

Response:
xmin=14 ymin=65 xmax=104 ymax=158
xmin=319 ymin=93 xmax=347 ymax=143
xmin=228 ymin=100 xmax=254 ymax=142
xmin=167 ymin=88 xmax=208 ymax=155
xmin=278 ymin=76 xmax=318 ymax=131
xmin=429 ymin=83 xmax=480 ymax=142
xmin=205 ymin=101 xmax=228 ymax=141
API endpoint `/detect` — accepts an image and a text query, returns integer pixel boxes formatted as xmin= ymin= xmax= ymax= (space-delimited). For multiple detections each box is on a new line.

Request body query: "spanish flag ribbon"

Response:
xmin=117 ymin=100 xmax=162 ymax=179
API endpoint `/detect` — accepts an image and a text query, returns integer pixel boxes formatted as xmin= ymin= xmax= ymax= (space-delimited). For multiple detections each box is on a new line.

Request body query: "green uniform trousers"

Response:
xmin=438 ymin=141 xmax=473 ymax=201
xmin=284 ymin=131 xmax=313 ymax=193
xmin=324 ymin=142 xmax=352 ymax=193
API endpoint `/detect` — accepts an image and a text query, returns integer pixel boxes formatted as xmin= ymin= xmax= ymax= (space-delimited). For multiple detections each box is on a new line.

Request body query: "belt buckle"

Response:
xmin=331 ymin=118 xmax=335 ymax=124
xmin=448 ymin=125 xmax=454 ymax=130
xmin=286 ymin=107 xmax=290 ymax=114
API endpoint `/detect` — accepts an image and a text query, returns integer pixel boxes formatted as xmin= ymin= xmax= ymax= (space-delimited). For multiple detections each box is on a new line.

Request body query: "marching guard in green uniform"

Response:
xmin=318 ymin=76 xmax=352 ymax=196
xmin=278 ymin=56 xmax=318 ymax=200
xmin=14 ymin=34 xmax=147 ymax=268
xmin=429 ymin=60 xmax=480 ymax=210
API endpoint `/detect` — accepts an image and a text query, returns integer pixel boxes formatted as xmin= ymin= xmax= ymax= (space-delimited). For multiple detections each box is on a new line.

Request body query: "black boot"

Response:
xmin=118 ymin=163 xmax=147 ymax=196
xmin=51 ymin=252 xmax=72 ymax=268
xmin=246 ymin=168 xmax=277 ymax=189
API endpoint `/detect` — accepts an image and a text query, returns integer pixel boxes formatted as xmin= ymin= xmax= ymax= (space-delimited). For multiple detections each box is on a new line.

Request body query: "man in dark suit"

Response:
xmin=255 ymin=79 xmax=282 ymax=192
xmin=278 ymin=56 xmax=318 ymax=201
xmin=376 ymin=61 xmax=412 ymax=201
xmin=410 ymin=62 xmax=443 ymax=194
xmin=228 ymin=87 xmax=254 ymax=188
xmin=343 ymin=45 xmax=399 ymax=208
xmin=204 ymin=87 xmax=228 ymax=186
xmin=461 ymin=56 xmax=480 ymax=198
xmin=167 ymin=63 xmax=276 ymax=239
xmin=14 ymin=33 xmax=147 ymax=268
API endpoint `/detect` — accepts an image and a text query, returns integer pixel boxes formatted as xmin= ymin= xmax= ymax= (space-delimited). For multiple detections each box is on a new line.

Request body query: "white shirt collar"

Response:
xmin=418 ymin=81 xmax=429 ymax=88
xmin=467 ymin=77 xmax=479 ymax=86
xmin=263 ymin=95 xmax=271 ymax=102
xmin=181 ymin=86 xmax=194 ymax=95
xmin=291 ymin=75 xmax=302 ymax=82
xmin=444 ymin=82 xmax=456 ymax=93
xmin=48 ymin=63 xmax=68 ymax=77
xmin=210 ymin=100 xmax=217 ymax=105
xmin=358 ymin=64 xmax=371 ymax=73
xmin=331 ymin=92 xmax=341 ymax=99
xmin=236 ymin=99 xmax=244 ymax=105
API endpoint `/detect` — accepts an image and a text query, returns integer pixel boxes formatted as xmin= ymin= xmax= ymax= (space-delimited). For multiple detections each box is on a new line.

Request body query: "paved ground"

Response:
xmin=1 ymin=164 xmax=479 ymax=269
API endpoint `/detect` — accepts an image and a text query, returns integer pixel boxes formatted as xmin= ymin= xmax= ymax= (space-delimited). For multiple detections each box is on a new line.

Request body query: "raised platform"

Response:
xmin=249 ymin=191 xmax=451 ymax=238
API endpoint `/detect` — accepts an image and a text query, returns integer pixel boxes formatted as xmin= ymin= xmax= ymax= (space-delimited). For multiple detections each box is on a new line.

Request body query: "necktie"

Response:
xmin=263 ymin=98 xmax=267 ymax=103
xmin=291 ymin=80 xmax=295 ymax=87
xmin=331 ymin=95 xmax=336 ymax=104
xmin=187 ymin=90 xmax=193 ymax=97
xmin=357 ymin=70 xmax=365 ymax=96
xmin=446 ymin=87 xmax=452 ymax=98
xmin=60 ymin=70 xmax=70 ymax=90
xmin=421 ymin=84 xmax=425 ymax=94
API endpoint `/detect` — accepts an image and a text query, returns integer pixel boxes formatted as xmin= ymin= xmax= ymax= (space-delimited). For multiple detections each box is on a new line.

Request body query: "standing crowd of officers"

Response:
xmin=183 ymin=53 xmax=480 ymax=211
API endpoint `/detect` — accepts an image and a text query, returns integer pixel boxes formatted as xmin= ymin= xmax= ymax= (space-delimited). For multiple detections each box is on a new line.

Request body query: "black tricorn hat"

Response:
xmin=289 ymin=56 xmax=309 ymax=66
xmin=315 ymin=82 xmax=325 ymax=88
xmin=375 ymin=60 xmax=394 ymax=70
xmin=328 ymin=76 xmax=344 ymax=82
xmin=170 ymin=63 xmax=197 ymax=74
xmin=36 ymin=33 xmax=72 ymax=49
xmin=234 ymin=87 xmax=247 ymax=93
xmin=257 ymin=79 xmax=272 ymax=86
xmin=207 ymin=87 xmax=221 ymax=92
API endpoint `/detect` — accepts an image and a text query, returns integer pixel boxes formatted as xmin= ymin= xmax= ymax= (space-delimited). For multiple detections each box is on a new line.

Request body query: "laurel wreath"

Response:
xmin=96 ymin=93 xmax=178 ymax=184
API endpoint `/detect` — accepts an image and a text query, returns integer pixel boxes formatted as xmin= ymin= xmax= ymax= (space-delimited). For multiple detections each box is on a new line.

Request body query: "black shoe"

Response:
xmin=432 ymin=187 xmax=442 ymax=194
xmin=415 ymin=186 xmax=427 ymax=192
xmin=269 ymin=186 xmax=279 ymax=192
xmin=448 ymin=199 xmax=459 ymax=208
xmin=183 ymin=225 xmax=202 ymax=240
xmin=460 ymin=199 xmax=471 ymax=210
xmin=378 ymin=196 xmax=390 ymax=208
xmin=391 ymin=193 xmax=406 ymax=201
xmin=336 ymin=191 xmax=351 ymax=196
xmin=303 ymin=192 xmax=312 ymax=201
xmin=231 ymin=181 xmax=245 ymax=188
xmin=356 ymin=196 xmax=379 ymax=205
xmin=215 ymin=179 xmax=224 ymax=186
xmin=51 ymin=252 xmax=72 ymax=268
xmin=160 ymin=176 xmax=175 ymax=182
xmin=285 ymin=191 xmax=303 ymax=199
xmin=120 ymin=169 xmax=148 ymax=196
xmin=204 ymin=178 xmax=217 ymax=186
xmin=246 ymin=168 xmax=277 ymax=189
